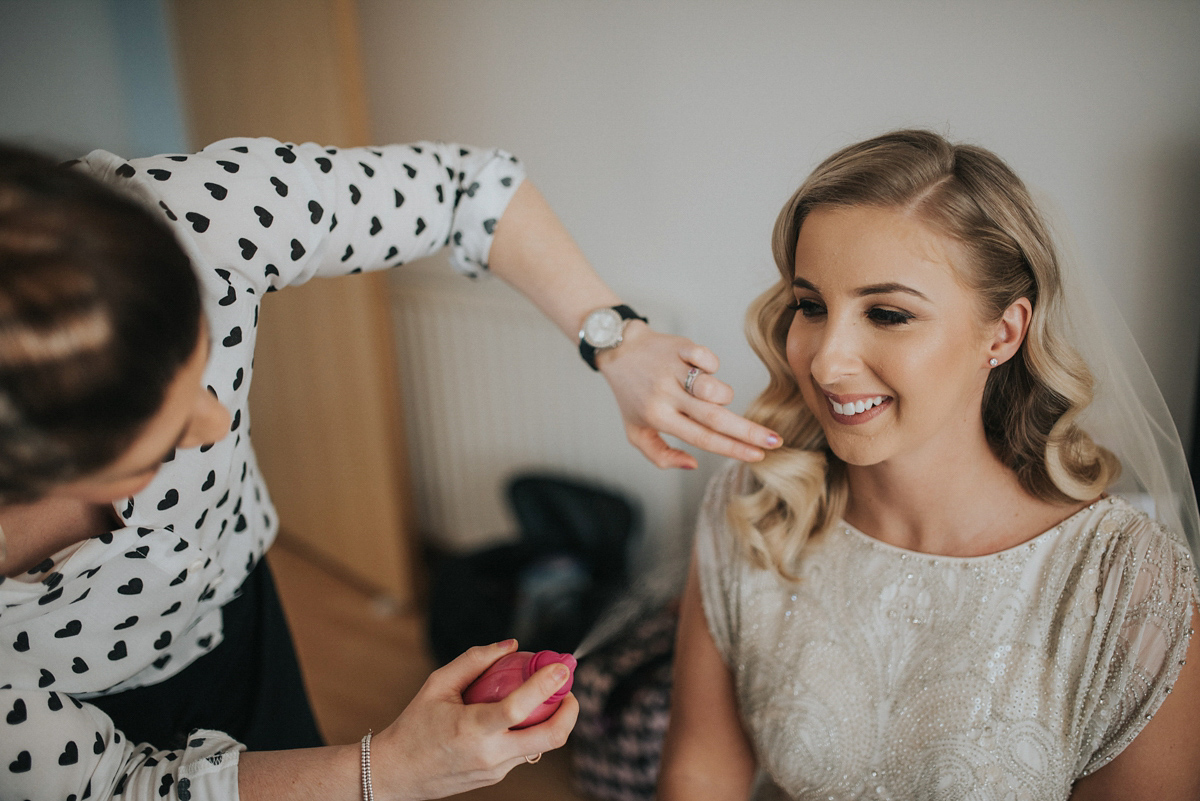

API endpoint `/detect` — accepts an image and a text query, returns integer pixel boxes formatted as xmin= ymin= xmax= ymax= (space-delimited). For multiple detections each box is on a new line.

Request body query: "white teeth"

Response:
xmin=832 ymin=396 xmax=886 ymax=417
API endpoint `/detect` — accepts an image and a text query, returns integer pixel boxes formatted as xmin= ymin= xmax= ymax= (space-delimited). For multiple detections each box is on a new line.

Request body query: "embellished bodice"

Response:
xmin=695 ymin=464 xmax=1198 ymax=800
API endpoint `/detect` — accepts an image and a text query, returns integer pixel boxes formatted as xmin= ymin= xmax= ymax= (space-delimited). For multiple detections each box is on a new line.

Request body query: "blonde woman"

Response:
xmin=659 ymin=130 xmax=1200 ymax=800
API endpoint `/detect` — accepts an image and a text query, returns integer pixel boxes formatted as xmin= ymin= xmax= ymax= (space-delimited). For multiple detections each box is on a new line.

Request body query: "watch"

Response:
xmin=578 ymin=304 xmax=647 ymax=371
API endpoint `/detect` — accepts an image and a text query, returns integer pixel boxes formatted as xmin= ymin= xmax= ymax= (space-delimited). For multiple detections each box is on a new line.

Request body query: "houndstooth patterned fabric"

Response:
xmin=571 ymin=603 xmax=677 ymax=801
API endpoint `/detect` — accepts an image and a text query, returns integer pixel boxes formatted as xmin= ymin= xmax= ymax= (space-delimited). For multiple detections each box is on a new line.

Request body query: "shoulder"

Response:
xmin=1081 ymin=496 xmax=1199 ymax=605
xmin=1059 ymin=496 xmax=1199 ymax=684
xmin=694 ymin=460 xmax=758 ymax=568
xmin=1045 ymin=496 xmax=1200 ymax=639
xmin=700 ymin=459 xmax=757 ymax=512
xmin=696 ymin=461 xmax=755 ymax=539
xmin=74 ymin=137 xmax=283 ymax=194
xmin=1067 ymin=497 xmax=1200 ymax=776
xmin=72 ymin=137 xmax=315 ymax=223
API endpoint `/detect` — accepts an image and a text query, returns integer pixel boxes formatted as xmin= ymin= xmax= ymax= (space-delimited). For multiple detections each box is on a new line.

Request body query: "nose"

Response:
xmin=179 ymin=386 xmax=233 ymax=450
xmin=806 ymin=315 xmax=863 ymax=386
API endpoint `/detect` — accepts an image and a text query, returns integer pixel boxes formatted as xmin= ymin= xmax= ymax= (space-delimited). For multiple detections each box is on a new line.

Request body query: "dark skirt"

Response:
xmin=88 ymin=556 xmax=324 ymax=751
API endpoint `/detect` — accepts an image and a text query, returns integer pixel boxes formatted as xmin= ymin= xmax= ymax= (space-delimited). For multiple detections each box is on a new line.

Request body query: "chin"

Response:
xmin=819 ymin=428 xmax=890 ymax=467
xmin=828 ymin=445 xmax=887 ymax=467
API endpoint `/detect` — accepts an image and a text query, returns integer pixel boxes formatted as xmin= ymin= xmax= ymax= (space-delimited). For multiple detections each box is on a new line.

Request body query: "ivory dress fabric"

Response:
xmin=695 ymin=462 xmax=1199 ymax=801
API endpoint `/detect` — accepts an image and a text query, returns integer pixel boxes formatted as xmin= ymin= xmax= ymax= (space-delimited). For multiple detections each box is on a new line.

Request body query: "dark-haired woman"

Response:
xmin=658 ymin=131 xmax=1200 ymax=799
xmin=0 ymin=138 xmax=780 ymax=801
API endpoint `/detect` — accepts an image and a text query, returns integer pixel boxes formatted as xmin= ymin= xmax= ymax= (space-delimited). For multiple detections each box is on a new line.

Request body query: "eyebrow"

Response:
xmin=792 ymin=277 xmax=930 ymax=302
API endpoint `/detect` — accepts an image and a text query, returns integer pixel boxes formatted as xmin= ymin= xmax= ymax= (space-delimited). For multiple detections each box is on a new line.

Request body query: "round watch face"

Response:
xmin=582 ymin=308 xmax=624 ymax=348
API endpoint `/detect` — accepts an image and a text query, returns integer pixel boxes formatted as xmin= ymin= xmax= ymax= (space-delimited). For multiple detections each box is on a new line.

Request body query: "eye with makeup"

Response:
xmin=866 ymin=307 xmax=915 ymax=326
xmin=786 ymin=298 xmax=824 ymax=318
xmin=786 ymin=297 xmax=915 ymax=326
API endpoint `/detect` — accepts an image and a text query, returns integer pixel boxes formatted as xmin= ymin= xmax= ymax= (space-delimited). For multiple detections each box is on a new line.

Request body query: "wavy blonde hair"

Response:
xmin=731 ymin=130 xmax=1120 ymax=579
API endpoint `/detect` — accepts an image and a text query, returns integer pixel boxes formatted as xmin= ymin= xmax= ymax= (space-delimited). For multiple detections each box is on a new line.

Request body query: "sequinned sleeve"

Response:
xmin=1073 ymin=512 xmax=1200 ymax=776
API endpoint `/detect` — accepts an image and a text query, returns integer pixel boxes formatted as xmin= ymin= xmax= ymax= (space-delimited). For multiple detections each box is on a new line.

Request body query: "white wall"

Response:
xmin=359 ymin=0 xmax=1200 ymax=539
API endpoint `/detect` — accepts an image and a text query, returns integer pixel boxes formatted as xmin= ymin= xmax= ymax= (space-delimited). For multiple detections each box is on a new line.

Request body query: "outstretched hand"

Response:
xmin=597 ymin=322 xmax=782 ymax=470
xmin=484 ymin=181 xmax=780 ymax=471
xmin=371 ymin=640 xmax=577 ymax=801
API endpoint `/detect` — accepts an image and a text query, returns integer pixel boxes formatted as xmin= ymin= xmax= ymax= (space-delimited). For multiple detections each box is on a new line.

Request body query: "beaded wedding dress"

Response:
xmin=696 ymin=463 xmax=1199 ymax=801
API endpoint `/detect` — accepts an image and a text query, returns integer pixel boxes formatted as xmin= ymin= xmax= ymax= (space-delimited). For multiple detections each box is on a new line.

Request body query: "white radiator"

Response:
xmin=388 ymin=260 xmax=687 ymax=572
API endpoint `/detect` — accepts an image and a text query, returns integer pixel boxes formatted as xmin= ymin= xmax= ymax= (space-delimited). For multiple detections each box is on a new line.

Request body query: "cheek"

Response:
xmin=181 ymin=391 xmax=232 ymax=449
xmin=916 ymin=332 xmax=985 ymax=390
xmin=886 ymin=335 xmax=985 ymax=424
xmin=119 ymin=473 xmax=159 ymax=499
xmin=784 ymin=324 xmax=824 ymax=414
xmin=75 ymin=471 xmax=159 ymax=505
xmin=784 ymin=318 xmax=812 ymax=375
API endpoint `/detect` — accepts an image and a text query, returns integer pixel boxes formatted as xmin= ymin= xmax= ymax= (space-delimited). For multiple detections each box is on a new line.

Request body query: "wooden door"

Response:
xmin=171 ymin=0 xmax=418 ymax=604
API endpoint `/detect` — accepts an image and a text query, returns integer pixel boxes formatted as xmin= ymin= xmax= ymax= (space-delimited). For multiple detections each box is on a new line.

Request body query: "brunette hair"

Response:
xmin=733 ymin=129 xmax=1119 ymax=579
xmin=0 ymin=144 xmax=201 ymax=503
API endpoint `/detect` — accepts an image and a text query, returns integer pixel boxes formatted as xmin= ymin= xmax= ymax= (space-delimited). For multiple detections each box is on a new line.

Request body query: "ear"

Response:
xmin=986 ymin=297 xmax=1032 ymax=367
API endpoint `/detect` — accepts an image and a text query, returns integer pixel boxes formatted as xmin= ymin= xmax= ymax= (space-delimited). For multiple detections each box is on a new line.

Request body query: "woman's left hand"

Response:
xmin=596 ymin=321 xmax=781 ymax=470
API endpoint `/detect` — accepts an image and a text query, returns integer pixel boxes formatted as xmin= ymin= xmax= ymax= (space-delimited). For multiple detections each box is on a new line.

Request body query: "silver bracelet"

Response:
xmin=360 ymin=730 xmax=374 ymax=801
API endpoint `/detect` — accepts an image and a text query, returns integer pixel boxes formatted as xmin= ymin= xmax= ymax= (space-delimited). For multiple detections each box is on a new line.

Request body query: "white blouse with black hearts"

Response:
xmin=0 ymin=137 xmax=524 ymax=801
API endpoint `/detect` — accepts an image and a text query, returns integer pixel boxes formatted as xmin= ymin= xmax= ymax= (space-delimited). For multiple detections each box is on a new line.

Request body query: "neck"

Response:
xmin=842 ymin=424 xmax=1073 ymax=557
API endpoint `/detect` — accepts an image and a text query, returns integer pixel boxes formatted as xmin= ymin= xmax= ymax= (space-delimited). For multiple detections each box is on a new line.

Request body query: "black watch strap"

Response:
xmin=579 ymin=304 xmax=648 ymax=371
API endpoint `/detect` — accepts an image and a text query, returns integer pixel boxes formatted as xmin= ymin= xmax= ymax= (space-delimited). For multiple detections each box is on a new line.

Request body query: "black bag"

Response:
xmin=427 ymin=472 xmax=636 ymax=665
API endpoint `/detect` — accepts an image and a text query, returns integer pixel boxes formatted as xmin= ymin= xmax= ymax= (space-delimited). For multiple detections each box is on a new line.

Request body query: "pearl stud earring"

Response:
xmin=989 ymin=358 xmax=999 ymax=367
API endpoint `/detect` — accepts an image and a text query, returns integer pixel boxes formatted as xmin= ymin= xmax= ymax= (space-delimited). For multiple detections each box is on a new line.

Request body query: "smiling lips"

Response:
xmin=826 ymin=394 xmax=891 ymax=424
xmin=831 ymin=395 xmax=886 ymax=416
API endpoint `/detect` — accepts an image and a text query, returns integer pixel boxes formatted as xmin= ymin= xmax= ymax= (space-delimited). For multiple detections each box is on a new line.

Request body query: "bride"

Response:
xmin=658 ymin=130 xmax=1200 ymax=799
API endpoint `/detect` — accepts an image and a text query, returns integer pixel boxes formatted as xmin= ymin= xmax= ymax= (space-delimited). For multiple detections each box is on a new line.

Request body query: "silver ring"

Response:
xmin=684 ymin=366 xmax=701 ymax=395
xmin=525 ymin=753 xmax=542 ymax=764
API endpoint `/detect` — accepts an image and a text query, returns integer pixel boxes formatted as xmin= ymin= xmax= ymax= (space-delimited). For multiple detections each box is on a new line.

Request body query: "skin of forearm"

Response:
xmin=238 ymin=744 xmax=362 ymax=801
xmin=486 ymin=181 xmax=622 ymax=341
xmin=657 ymin=760 xmax=754 ymax=801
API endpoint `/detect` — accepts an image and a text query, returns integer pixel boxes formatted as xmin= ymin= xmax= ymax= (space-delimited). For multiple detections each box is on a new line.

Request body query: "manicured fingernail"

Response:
xmin=494 ymin=638 xmax=515 ymax=648
xmin=766 ymin=434 xmax=781 ymax=446
xmin=551 ymin=665 xmax=570 ymax=683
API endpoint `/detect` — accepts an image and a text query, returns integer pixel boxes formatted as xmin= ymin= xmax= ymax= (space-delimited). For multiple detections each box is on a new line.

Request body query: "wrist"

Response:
xmin=594 ymin=319 xmax=648 ymax=371
xmin=578 ymin=304 xmax=648 ymax=370
xmin=360 ymin=731 xmax=375 ymax=801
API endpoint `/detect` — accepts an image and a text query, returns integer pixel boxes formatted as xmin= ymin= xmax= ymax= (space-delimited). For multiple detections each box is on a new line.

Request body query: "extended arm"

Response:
xmin=108 ymin=138 xmax=781 ymax=471
xmin=657 ymin=557 xmax=756 ymax=800
xmin=0 ymin=641 xmax=573 ymax=801
xmin=239 ymin=640 xmax=577 ymax=801
xmin=488 ymin=181 xmax=781 ymax=469
xmin=1070 ymin=606 xmax=1200 ymax=801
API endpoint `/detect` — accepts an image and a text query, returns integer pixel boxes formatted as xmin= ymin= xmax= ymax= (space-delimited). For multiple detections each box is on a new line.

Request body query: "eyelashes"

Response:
xmin=787 ymin=298 xmax=915 ymax=326
xmin=867 ymin=308 xmax=915 ymax=325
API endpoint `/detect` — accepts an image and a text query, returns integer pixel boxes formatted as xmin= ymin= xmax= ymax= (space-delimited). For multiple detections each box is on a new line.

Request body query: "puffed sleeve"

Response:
xmin=694 ymin=461 xmax=751 ymax=669
xmin=77 ymin=137 xmax=525 ymax=295
xmin=0 ymin=688 xmax=242 ymax=801
xmin=1073 ymin=512 xmax=1200 ymax=776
